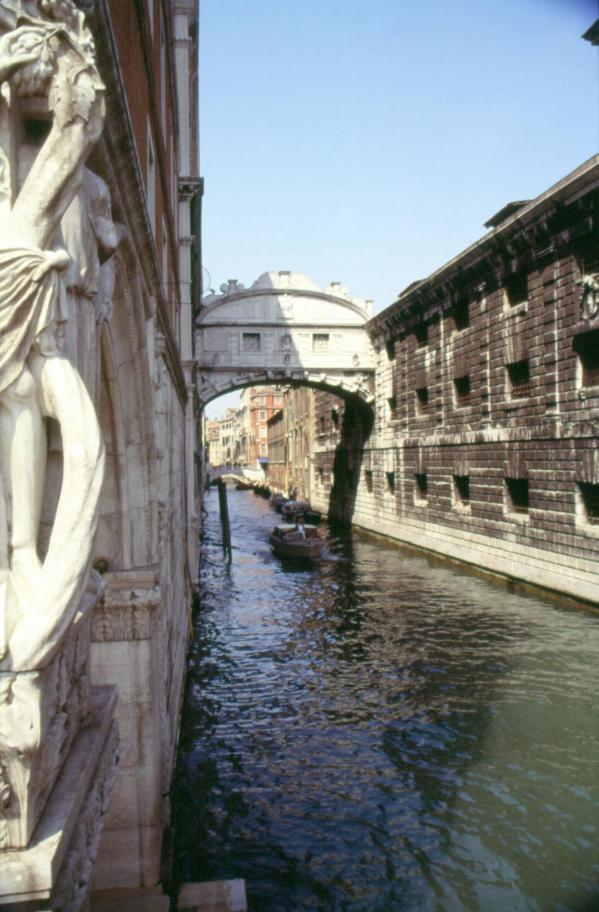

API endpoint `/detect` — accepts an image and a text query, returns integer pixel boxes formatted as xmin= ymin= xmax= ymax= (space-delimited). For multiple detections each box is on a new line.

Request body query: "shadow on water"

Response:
xmin=172 ymin=488 xmax=599 ymax=912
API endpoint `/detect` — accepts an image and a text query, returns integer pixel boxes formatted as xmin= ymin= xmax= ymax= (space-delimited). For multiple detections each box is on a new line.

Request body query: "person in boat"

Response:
xmin=294 ymin=514 xmax=306 ymax=539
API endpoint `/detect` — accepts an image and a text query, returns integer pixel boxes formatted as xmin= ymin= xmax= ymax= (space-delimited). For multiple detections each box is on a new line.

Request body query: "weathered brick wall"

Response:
xmin=312 ymin=160 xmax=599 ymax=604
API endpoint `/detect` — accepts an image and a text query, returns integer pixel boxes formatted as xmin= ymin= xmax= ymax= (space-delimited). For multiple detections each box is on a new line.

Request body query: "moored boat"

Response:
xmin=281 ymin=500 xmax=322 ymax=525
xmin=269 ymin=523 xmax=327 ymax=560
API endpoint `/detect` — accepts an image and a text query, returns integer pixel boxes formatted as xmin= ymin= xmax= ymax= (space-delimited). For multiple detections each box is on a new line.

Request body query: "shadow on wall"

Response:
xmin=327 ymin=395 xmax=373 ymax=526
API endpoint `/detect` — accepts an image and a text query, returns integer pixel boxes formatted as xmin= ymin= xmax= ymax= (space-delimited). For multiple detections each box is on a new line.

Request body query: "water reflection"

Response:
xmin=174 ymin=488 xmax=599 ymax=912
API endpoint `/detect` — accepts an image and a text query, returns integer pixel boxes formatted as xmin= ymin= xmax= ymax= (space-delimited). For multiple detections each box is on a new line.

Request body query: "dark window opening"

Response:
xmin=242 ymin=332 xmax=261 ymax=352
xmin=318 ymin=468 xmax=324 ymax=485
xmin=365 ymin=470 xmax=374 ymax=493
xmin=578 ymin=482 xmax=599 ymax=524
xmin=505 ymin=270 xmax=528 ymax=307
xmin=574 ymin=330 xmax=599 ymax=387
xmin=453 ymin=299 xmax=470 ymax=331
xmin=388 ymin=395 xmax=398 ymax=417
xmin=386 ymin=471 xmax=395 ymax=493
xmin=319 ymin=416 xmax=325 ymax=433
xmin=454 ymin=475 xmax=470 ymax=506
xmin=414 ymin=323 xmax=428 ymax=347
xmin=454 ymin=374 xmax=471 ymax=405
xmin=385 ymin=339 xmax=395 ymax=360
xmin=416 ymin=387 xmax=429 ymax=412
xmin=507 ymin=359 xmax=530 ymax=398
xmin=331 ymin=407 xmax=339 ymax=426
xmin=313 ymin=333 xmax=329 ymax=351
xmin=505 ymin=477 xmax=529 ymax=514
xmin=415 ymin=473 xmax=428 ymax=499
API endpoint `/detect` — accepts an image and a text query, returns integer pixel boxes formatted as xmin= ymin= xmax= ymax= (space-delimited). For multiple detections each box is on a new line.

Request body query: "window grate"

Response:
xmin=507 ymin=359 xmax=530 ymax=398
xmin=454 ymin=374 xmax=471 ymax=405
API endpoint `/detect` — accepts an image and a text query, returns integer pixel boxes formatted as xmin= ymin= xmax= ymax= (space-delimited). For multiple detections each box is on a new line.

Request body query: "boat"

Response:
xmin=269 ymin=523 xmax=327 ymax=560
xmin=280 ymin=499 xmax=322 ymax=525
xmin=270 ymin=493 xmax=288 ymax=512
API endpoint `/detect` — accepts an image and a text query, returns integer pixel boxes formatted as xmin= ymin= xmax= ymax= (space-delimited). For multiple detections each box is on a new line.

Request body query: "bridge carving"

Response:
xmin=195 ymin=271 xmax=375 ymax=407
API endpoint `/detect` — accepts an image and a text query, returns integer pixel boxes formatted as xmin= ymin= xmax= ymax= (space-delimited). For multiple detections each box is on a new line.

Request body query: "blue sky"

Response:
xmin=201 ymin=0 xmax=598 ymax=417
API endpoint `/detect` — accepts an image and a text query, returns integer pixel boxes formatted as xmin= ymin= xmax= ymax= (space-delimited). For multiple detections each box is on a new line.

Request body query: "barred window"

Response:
xmin=454 ymin=374 xmax=471 ymax=406
xmin=507 ymin=359 xmax=530 ymax=398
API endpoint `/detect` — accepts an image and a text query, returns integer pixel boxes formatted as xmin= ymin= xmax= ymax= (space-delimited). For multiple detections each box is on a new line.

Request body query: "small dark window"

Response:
xmin=507 ymin=359 xmax=530 ymax=398
xmin=414 ymin=323 xmax=428 ymax=347
xmin=574 ymin=330 xmax=599 ymax=387
xmin=318 ymin=468 xmax=324 ymax=485
xmin=505 ymin=477 xmax=529 ymax=514
xmin=386 ymin=471 xmax=395 ymax=493
xmin=331 ymin=407 xmax=339 ymax=426
xmin=453 ymin=299 xmax=470 ymax=331
xmin=313 ymin=333 xmax=329 ymax=351
xmin=242 ymin=332 xmax=261 ymax=352
xmin=388 ymin=395 xmax=398 ymax=417
xmin=365 ymin=470 xmax=374 ymax=493
xmin=454 ymin=374 xmax=471 ymax=406
xmin=385 ymin=339 xmax=395 ymax=360
xmin=454 ymin=475 xmax=470 ymax=506
xmin=416 ymin=387 xmax=429 ymax=413
xmin=319 ymin=415 xmax=325 ymax=433
xmin=578 ymin=482 xmax=599 ymax=524
xmin=415 ymin=473 xmax=428 ymax=500
xmin=505 ymin=271 xmax=528 ymax=307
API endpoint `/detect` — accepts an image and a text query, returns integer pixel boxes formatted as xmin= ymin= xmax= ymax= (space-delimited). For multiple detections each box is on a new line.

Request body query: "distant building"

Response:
xmin=241 ymin=386 xmax=285 ymax=468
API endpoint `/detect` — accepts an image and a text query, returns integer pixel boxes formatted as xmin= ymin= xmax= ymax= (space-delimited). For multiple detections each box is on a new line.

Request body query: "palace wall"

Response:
xmin=312 ymin=157 xmax=599 ymax=605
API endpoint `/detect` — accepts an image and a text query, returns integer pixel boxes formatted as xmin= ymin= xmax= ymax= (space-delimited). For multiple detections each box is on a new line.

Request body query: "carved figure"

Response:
xmin=0 ymin=0 xmax=106 ymax=671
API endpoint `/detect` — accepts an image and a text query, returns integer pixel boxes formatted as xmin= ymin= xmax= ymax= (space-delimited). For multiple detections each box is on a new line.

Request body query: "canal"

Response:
xmin=173 ymin=486 xmax=599 ymax=912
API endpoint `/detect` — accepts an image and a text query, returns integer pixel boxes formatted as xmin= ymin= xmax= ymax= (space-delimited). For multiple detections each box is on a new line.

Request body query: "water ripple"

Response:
xmin=174 ymin=489 xmax=599 ymax=912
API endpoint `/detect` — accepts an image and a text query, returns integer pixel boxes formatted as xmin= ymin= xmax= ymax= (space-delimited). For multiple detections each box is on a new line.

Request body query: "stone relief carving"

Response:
xmin=0 ymin=0 xmax=106 ymax=672
xmin=578 ymin=273 xmax=599 ymax=321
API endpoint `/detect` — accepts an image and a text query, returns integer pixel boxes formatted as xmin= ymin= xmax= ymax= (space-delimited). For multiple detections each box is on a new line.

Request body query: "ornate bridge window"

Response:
xmin=312 ymin=333 xmax=330 ymax=351
xmin=242 ymin=332 xmax=261 ymax=352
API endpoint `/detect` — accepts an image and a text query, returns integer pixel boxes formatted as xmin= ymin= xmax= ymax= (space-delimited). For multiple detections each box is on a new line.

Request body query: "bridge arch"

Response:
xmin=195 ymin=271 xmax=375 ymax=408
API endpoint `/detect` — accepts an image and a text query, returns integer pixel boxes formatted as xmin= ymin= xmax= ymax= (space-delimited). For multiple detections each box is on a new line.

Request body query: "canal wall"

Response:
xmin=312 ymin=158 xmax=599 ymax=606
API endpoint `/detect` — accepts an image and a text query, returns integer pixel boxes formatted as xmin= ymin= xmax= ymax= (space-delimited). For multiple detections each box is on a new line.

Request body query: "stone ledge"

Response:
xmin=0 ymin=686 xmax=118 ymax=908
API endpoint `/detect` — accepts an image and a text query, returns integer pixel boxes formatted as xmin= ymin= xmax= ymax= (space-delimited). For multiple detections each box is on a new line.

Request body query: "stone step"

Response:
xmin=177 ymin=880 xmax=247 ymax=912
xmin=90 ymin=887 xmax=170 ymax=912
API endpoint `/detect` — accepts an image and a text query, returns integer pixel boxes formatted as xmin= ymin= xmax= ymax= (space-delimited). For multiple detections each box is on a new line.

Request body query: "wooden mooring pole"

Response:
xmin=217 ymin=478 xmax=232 ymax=561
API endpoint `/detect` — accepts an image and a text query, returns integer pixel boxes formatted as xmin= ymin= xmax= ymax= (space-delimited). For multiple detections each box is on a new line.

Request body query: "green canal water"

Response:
xmin=173 ymin=487 xmax=599 ymax=911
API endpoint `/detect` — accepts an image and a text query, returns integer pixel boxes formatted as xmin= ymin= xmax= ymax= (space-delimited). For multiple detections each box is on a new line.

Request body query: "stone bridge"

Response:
xmin=195 ymin=271 xmax=376 ymax=408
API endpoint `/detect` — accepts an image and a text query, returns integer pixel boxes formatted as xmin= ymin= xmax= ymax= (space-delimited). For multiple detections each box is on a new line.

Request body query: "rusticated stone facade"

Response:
xmin=312 ymin=157 xmax=599 ymax=605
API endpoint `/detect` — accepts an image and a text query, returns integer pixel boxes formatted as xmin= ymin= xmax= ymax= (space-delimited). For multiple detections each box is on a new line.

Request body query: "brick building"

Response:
xmin=241 ymin=385 xmax=285 ymax=467
xmin=312 ymin=157 xmax=599 ymax=604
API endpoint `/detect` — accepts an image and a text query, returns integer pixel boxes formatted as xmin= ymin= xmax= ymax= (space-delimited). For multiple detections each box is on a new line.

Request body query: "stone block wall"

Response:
xmin=312 ymin=158 xmax=599 ymax=605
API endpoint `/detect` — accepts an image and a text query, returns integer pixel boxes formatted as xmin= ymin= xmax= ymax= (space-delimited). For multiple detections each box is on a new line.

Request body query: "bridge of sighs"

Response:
xmin=194 ymin=271 xmax=376 ymax=408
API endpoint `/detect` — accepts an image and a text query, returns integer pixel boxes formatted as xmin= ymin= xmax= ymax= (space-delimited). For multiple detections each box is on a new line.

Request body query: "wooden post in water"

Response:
xmin=217 ymin=478 xmax=232 ymax=561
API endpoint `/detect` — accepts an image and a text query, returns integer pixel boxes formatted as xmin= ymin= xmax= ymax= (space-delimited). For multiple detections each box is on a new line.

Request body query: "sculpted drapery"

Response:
xmin=0 ymin=0 xmax=107 ymax=671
